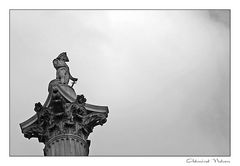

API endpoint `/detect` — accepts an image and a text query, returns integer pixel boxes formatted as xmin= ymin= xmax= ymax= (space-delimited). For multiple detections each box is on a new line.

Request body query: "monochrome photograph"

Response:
xmin=9 ymin=9 xmax=230 ymax=156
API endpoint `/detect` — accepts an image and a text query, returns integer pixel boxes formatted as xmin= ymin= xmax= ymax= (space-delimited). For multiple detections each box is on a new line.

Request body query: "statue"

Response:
xmin=53 ymin=52 xmax=78 ymax=87
xmin=45 ymin=52 xmax=79 ymax=107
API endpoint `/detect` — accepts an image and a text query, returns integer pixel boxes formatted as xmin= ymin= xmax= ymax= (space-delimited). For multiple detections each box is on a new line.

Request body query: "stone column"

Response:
xmin=19 ymin=53 xmax=108 ymax=156
xmin=20 ymin=99 xmax=108 ymax=156
xmin=43 ymin=134 xmax=89 ymax=156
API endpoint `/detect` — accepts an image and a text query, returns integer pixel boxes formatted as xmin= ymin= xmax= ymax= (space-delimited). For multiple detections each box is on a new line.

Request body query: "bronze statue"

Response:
xmin=53 ymin=52 xmax=78 ymax=87
xmin=45 ymin=52 xmax=79 ymax=106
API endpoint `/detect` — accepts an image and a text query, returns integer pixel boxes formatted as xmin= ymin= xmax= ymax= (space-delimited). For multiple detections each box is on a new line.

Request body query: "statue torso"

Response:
xmin=53 ymin=59 xmax=70 ymax=84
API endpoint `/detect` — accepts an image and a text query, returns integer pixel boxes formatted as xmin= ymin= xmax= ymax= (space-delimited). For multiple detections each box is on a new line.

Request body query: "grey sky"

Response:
xmin=10 ymin=10 xmax=230 ymax=156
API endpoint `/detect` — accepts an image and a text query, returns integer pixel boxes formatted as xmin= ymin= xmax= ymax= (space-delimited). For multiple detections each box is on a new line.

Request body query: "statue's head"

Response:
xmin=57 ymin=52 xmax=69 ymax=62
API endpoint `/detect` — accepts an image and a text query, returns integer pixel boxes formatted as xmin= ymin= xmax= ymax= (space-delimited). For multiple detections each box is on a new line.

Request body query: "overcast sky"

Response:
xmin=10 ymin=10 xmax=229 ymax=156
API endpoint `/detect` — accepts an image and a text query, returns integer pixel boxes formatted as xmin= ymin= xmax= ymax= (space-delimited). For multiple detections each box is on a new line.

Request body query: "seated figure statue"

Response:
xmin=44 ymin=52 xmax=79 ymax=107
